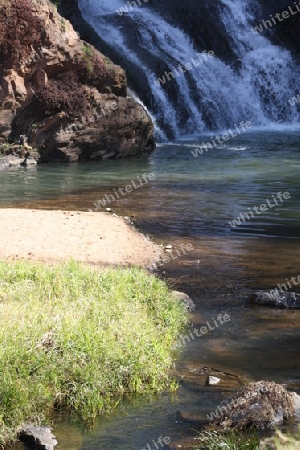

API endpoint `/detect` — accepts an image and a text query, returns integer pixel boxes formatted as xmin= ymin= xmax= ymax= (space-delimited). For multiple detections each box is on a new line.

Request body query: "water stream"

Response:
xmin=3 ymin=130 xmax=300 ymax=449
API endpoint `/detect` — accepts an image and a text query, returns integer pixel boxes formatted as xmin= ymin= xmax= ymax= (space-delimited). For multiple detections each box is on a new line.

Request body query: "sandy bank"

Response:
xmin=0 ymin=209 xmax=161 ymax=267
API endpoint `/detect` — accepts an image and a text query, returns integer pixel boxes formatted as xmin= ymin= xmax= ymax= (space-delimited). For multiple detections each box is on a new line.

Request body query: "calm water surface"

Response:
xmin=2 ymin=130 xmax=300 ymax=449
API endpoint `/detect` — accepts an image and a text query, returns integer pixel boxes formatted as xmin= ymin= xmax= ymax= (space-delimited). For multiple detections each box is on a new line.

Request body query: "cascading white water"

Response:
xmin=78 ymin=0 xmax=300 ymax=137
xmin=219 ymin=0 xmax=300 ymax=123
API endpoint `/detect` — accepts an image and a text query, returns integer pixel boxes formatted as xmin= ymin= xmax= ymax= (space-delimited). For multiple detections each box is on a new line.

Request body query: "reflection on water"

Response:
xmin=3 ymin=130 xmax=300 ymax=449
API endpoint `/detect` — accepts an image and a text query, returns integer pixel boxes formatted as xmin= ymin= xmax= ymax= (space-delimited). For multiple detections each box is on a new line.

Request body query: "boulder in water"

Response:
xmin=250 ymin=290 xmax=300 ymax=309
xmin=207 ymin=381 xmax=299 ymax=431
xmin=18 ymin=425 xmax=57 ymax=450
xmin=171 ymin=290 xmax=195 ymax=311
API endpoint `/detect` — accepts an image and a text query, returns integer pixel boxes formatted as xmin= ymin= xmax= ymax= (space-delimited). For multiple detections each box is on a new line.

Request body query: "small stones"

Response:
xmin=207 ymin=376 xmax=221 ymax=386
xmin=123 ymin=215 xmax=134 ymax=225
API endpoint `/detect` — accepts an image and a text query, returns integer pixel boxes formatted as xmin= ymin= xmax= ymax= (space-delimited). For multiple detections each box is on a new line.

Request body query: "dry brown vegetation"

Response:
xmin=34 ymin=71 xmax=89 ymax=120
xmin=0 ymin=0 xmax=44 ymax=69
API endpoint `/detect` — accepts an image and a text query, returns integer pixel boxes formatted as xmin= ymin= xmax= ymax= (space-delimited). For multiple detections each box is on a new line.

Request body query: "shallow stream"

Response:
xmin=2 ymin=129 xmax=300 ymax=449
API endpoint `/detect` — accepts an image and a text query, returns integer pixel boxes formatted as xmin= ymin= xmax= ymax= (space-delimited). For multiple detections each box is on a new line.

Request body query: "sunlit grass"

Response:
xmin=0 ymin=260 xmax=188 ymax=445
xmin=195 ymin=430 xmax=260 ymax=450
xmin=194 ymin=429 xmax=300 ymax=450
xmin=260 ymin=428 xmax=300 ymax=450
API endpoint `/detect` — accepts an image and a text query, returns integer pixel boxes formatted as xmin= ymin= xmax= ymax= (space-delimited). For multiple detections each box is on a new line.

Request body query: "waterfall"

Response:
xmin=78 ymin=0 xmax=300 ymax=138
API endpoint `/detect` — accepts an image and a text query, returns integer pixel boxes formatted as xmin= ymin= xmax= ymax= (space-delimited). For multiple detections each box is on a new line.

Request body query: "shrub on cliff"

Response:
xmin=34 ymin=72 xmax=89 ymax=120
xmin=34 ymin=55 xmax=118 ymax=120
xmin=0 ymin=0 xmax=44 ymax=69
xmin=76 ymin=43 xmax=119 ymax=93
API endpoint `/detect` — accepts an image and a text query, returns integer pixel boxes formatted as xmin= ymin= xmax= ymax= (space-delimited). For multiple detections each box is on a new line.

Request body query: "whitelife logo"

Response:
xmin=191 ymin=121 xmax=252 ymax=157
xmin=251 ymin=2 xmax=300 ymax=34
xmin=266 ymin=273 xmax=300 ymax=299
xmin=146 ymin=244 xmax=193 ymax=272
xmin=229 ymin=191 xmax=291 ymax=228
xmin=154 ymin=51 xmax=215 ymax=86
xmin=289 ymin=92 xmax=300 ymax=106
xmin=140 ymin=436 xmax=171 ymax=450
xmin=206 ymin=390 xmax=258 ymax=422
xmin=92 ymin=173 xmax=155 ymax=210
xmin=116 ymin=0 xmax=149 ymax=16
xmin=172 ymin=313 xmax=231 ymax=350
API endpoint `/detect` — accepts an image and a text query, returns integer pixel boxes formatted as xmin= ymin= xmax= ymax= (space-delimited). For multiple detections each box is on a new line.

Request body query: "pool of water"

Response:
xmin=3 ymin=129 xmax=300 ymax=449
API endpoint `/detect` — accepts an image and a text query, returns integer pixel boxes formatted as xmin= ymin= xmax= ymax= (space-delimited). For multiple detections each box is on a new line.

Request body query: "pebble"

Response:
xmin=207 ymin=376 xmax=221 ymax=386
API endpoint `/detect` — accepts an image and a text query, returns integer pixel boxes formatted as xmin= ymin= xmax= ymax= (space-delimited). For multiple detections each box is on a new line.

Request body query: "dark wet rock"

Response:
xmin=207 ymin=381 xmax=299 ymax=431
xmin=171 ymin=291 xmax=195 ymax=311
xmin=250 ymin=290 xmax=300 ymax=309
xmin=18 ymin=425 xmax=57 ymax=450
xmin=277 ymin=5 xmax=300 ymax=55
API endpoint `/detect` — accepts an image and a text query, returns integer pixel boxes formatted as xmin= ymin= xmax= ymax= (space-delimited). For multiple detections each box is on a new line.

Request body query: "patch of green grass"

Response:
xmin=60 ymin=18 xmax=66 ymax=32
xmin=82 ymin=43 xmax=94 ymax=73
xmin=195 ymin=430 xmax=260 ymax=450
xmin=194 ymin=429 xmax=300 ymax=450
xmin=0 ymin=142 xmax=11 ymax=155
xmin=261 ymin=428 xmax=300 ymax=450
xmin=0 ymin=260 xmax=188 ymax=445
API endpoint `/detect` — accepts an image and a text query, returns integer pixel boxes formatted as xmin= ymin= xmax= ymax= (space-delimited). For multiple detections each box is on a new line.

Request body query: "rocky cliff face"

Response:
xmin=0 ymin=0 xmax=154 ymax=163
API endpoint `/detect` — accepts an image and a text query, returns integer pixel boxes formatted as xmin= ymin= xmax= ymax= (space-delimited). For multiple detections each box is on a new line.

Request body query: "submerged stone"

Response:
xmin=250 ymin=290 xmax=300 ymax=309
xmin=171 ymin=290 xmax=195 ymax=311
